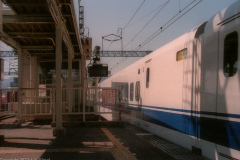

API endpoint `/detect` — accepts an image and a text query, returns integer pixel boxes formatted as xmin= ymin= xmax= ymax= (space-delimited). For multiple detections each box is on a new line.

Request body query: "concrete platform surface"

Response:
xmin=0 ymin=122 xmax=206 ymax=160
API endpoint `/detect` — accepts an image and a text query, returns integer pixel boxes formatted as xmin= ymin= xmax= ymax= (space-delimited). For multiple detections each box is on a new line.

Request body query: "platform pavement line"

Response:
xmin=101 ymin=128 xmax=137 ymax=160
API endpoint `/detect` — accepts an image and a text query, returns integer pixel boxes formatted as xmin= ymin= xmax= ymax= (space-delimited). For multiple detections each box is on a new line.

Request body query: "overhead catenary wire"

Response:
xmin=124 ymin=0 xmax=170 ymax=49
xmin=162 ymin=0 xmax=199 ymax=30
xmin=122 ymin=0 xmax=146 ymax=32
xmin=106 ymin=29 xmax=120 ymax=51
xmin=112 ymin=0 xmax=202 ymax=71
xmin=115 ymin=0 xmax=170 ymax=69
xmin=134 ymin=0 xmax=202 ymax=51
xmin=134 ymin=0 xmax=201 ymax=51
xmin=106 ymin=0 xmax=146 ymax=51
xmin=127 ymin=2 xmax=171 ymax=28
xmin=111 ymin=57 xmax=128 ymax=70
xmin=106 ymin=0 xmax=146 ymax=66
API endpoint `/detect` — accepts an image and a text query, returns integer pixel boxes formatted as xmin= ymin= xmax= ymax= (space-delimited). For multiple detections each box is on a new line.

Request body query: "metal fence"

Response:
xmin=0 ymin=88 xmax=18 ymax=115
xmin=21 ymin=88 xmax=53 ymax=117
xmin=0 ymin=87 xmax=121 ymax=122
xmin=61 ymin=87 xmax=120 ymax=122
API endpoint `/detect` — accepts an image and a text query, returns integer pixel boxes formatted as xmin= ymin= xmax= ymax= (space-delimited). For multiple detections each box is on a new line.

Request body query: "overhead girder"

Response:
xmin=100 ymin=51 xmax=152 ymax=57
xmin=7 ymin=31 xmax=76 ymax=35
xmin=0 ymin=51 xmax=16 ymax=57
xmin=3 ymin=15 xmax=54 ymax=23
xmin=22 ymin=46 xmax=54 ymax=50
xmin=46 ymin=0 xmax=83 ymax=57
xmin=2 ymin=2 xmax=47 ymax=7
xmin=0 ymin=30 xmax=31 ymax=57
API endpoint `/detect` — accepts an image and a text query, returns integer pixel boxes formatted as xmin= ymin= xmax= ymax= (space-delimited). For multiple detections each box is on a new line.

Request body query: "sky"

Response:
xmin=80 ymin=0 xmax=238 ymax=75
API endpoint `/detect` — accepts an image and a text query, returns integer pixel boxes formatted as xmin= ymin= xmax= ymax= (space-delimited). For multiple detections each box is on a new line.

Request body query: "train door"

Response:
xmin=216 ymin=18 xmax=240 ymax=158
xmin=121 ymin=84 xmax=129 ymax=107
xmin=135 ymin=65 xmax=146 ymax=110
xmin=135 ymin=81 xmax=141 ymax=109
xmin=144 ymin=59 xmax=151 ymax=107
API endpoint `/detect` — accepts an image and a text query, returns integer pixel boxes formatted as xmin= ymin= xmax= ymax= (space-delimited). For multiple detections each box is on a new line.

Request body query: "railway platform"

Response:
xmin=0 ymin=117 xmax=207 ymax=160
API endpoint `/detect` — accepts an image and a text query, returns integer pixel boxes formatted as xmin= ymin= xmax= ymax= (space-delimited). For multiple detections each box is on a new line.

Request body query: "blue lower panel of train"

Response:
xmin=123 ymin=105 xmax=240 ymax=151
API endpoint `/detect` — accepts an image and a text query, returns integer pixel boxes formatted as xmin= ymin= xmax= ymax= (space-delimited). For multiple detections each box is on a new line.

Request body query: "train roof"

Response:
xmin=204 ymin=1 xmax=240 ymax=38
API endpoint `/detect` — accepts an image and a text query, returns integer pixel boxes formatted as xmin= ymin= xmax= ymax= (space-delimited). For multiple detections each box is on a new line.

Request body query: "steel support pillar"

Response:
xmin=22 ymin=56 xmax=30 ymax=103
xmin=80 ymin=55 xmax=86 ymax=105
xmin=53 ymin=23 xmax=64 ymax=136
xmin=95 ymin=77 xmax=98 ymax=113
xmin=0 ymin=1 xmax=2 ymax=33
xmin=22 ymin=56 xmax=30 ymax=89
xmin=80 ymin=55 xmax=86 ymax=88
xmin=17 ymin=48 xmax=22 ymax=123
xmin=67 ymin=48 xmax=73 ymax=112
xmin=30 ymin=56 xmax=39 ymax=97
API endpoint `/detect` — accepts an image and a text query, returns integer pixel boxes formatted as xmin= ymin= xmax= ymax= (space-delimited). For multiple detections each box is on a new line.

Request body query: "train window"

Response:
xmin=146 ymin=68 xmax=150 ymax=88
xmin=121 ymin=85 xmax=125 ymax=100
xmin=135 ymin=81 xmax=140 ymax=101
xmin=121 ymin=84 xmax=128 ymax=101
xmin=130 ymin=83 xmax=134 ymax=101
xmin=125 ymin=84 xmax=128 ymax=101
xmin=176 ymin=48 xmax=187 ymax=61
xmin=224 ymin=31 xmax=238 ymax=77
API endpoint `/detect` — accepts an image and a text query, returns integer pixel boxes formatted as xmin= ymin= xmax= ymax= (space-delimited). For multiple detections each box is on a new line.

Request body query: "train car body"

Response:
xmin=100 ymin=1 xmax=240 ymax=159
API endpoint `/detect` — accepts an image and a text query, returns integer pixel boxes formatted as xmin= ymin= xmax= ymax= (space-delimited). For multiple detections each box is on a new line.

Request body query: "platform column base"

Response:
xmin=17 ymin=119 xmax=25 ymax=124
xmin=53 ymin=128 xmax=65 ymax=137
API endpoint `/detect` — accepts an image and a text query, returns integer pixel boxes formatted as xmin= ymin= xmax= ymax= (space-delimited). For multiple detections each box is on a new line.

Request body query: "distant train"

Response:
xmin=100 ymin=1 xmax=240 ymax=160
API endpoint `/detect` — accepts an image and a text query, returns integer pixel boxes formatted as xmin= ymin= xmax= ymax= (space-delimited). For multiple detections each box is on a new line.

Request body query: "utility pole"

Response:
xmin=93 ymin=46 xmax=100 ymax=113
xmin=118 ymin=28 xmax=123 ymax=56
xmin=88 ymin=46 xmax=108 ymax=111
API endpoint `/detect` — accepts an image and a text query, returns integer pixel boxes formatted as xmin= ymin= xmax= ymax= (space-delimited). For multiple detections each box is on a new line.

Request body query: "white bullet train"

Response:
xmin=100 ymin=1 xmax=240 ymax=159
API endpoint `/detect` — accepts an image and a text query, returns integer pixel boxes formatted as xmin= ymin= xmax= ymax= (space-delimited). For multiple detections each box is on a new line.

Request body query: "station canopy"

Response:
xmin=1 ymin=0 xmax=82 ymax=69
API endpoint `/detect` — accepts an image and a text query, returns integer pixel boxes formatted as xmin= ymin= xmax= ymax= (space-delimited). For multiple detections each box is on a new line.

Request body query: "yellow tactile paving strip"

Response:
xmin=101 ymin=128 xmax=137 ymax=160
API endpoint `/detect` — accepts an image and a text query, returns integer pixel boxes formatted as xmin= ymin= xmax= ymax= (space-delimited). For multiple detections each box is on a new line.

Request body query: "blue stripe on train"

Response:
xmin=121 ymin=105 xmax=240 ymax=151
xmin=129 ymin=103 xmax=240 ymax=119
